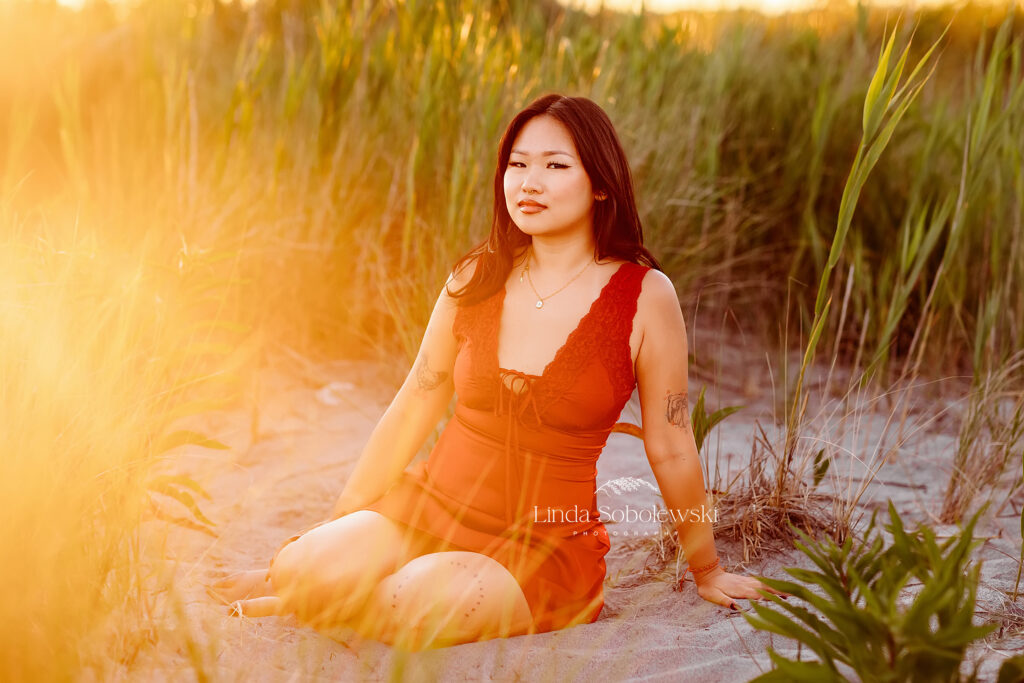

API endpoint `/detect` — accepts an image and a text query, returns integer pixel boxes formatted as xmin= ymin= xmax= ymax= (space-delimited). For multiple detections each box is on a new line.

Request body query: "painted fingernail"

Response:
xmin=730 ymin=602 xmax=739 ymax=610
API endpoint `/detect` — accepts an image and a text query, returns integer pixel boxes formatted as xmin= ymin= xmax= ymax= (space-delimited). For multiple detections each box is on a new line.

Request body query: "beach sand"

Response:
xmin=109 ymin=342 xmax=1023 ymax=681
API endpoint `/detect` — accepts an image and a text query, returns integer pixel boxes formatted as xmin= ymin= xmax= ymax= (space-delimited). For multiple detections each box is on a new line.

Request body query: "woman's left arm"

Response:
xmin=634 ymin=270 xmax=784 ymax=610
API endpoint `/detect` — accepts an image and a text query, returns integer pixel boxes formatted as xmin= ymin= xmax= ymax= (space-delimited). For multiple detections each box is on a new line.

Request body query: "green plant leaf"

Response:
xmin=996 ymin=653 xmax=1024 ymax=683
xmin=146 ymin=473 xmax=213 ymax=500
xmin=863 ymin=24 xmax=898 ymax=136
xmin=747 ymin=502 xmax=991 ymax=678
xmin=146 ymin=475 xmax=215 ymax=528
xmin=745 ymin=604 xmax=830 ymax=658
xmin=760 ymin=647 xmax=844 ymax=681
xmin=153 ymin=430 xmax=230 ymax=455
xmin=145 ymin=505 xmax=218 ymax=539
xmin=812 ymin=448 xmax=830 ymax=487
xmin=689 ymin=385 xmax=742 ymax=455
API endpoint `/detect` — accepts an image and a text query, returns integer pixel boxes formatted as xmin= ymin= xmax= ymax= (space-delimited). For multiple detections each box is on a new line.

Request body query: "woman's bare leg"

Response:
xmin=266 ymin=510 xmax=434 ymax=626
xmin=354 ymin=551 xmax=535 ymax=650
xmin=211 ymin=512 xmax=537 ymax=651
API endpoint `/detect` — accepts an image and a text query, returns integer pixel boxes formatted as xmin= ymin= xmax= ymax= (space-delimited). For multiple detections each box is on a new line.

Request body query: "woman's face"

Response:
xmin=503 ymin=114 xmax=597 ymax=240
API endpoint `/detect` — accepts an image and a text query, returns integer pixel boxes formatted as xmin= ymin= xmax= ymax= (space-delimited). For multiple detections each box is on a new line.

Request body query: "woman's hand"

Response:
xmin=694 ymin=568 xmax=789 ymax=610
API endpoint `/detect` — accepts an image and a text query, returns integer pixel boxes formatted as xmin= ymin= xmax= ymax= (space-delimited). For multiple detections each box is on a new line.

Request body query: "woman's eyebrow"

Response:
xmin=510 ymin=148 xmax=576 ymax=158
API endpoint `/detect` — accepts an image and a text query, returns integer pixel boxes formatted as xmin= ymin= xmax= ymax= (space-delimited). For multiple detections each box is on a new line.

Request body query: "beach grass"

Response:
xmin=1 ymin=0 xmax=1022 ymax=678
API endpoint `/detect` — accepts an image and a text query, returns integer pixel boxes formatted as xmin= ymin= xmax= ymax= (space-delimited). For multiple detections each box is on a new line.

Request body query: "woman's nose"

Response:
xmin=521 ymin=169 xmax=541 ymax=194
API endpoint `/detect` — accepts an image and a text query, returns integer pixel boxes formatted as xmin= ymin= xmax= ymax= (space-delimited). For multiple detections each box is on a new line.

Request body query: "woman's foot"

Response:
xmin=206 ymin=569 xmax=273 ymax=604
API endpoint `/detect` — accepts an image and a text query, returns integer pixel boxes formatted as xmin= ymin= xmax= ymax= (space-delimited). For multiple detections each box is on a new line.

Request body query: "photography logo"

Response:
xmin=597 ymin=477 xmax=718 ymax=534
xmin=532 ymin=477 xmax=718 ymax=536
xmin=595 ymin=476 xmax=660 ymax=497
xmin=597 ymin=476 xmax=663 ymax=535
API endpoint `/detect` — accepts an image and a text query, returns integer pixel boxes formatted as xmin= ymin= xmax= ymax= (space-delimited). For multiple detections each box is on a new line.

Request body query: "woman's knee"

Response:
xmin=368 ymin=551 xmax=534 ymax=649
xmin=268 ymin=510 xmax=416 ymax=620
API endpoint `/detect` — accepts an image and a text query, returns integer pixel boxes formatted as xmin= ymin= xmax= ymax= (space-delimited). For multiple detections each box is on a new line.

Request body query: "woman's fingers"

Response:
xmin=736 ymin=576 xmax=790 ymax=600
xmin=695 ymin=572 xmax=792 ymax=610
xmin=738 ymin=577 xmax=775 ymax=600
xmin=737 ymin=577 xmax=790 ymax=601
xmin=697 ymin=584 xmax=741 ymax=611
xmin=759 ymin=582 xmax=791 ymax=599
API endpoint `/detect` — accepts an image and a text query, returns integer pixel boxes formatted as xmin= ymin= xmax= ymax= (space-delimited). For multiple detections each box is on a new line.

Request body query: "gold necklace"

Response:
xmin=518 ymin=247 xmax=595 ymax=309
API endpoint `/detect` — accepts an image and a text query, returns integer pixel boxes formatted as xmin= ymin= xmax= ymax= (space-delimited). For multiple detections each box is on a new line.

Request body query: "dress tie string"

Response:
xmin=495 ymin=369 xmax=545 ymax=524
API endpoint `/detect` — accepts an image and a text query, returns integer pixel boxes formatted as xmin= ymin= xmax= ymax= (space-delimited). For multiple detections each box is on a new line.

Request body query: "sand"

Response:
xmin=108 ymin=342 xmax=1024 ymax=681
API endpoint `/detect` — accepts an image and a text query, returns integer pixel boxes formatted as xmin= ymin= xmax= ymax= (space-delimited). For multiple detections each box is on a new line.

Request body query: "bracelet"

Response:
xmin=687 ymin=558 xmax=721 ymax=580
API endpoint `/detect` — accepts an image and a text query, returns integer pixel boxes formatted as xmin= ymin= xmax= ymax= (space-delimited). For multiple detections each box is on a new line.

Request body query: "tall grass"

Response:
xmin=1 ymin=0 xmax=1023 ymax=676
xmin=2 ymin=1 xmax=1021 ymax=369
xmin=0 ymin=207 xmax=251 ymax=676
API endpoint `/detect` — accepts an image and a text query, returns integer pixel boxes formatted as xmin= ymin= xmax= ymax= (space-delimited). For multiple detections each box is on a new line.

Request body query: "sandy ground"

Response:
xmin=110 ymin=336 xmax=1024 ymax=682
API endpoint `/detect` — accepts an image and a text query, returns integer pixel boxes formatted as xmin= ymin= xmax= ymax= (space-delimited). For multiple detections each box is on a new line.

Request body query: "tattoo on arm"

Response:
xmin=665 ymin=391 xmax=690 ymax=431
xmin=415 ymin=352 xmax=449 ymax=391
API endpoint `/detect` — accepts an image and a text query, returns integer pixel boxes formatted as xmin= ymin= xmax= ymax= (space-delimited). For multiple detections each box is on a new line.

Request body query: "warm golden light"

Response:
xmin=2 ymin=0 xmax=1022 ymax=677
xmin=563 ymin=0 xmax=1017 ymax=14
xmin=41 ymin=0 xmax=1023 ymax=15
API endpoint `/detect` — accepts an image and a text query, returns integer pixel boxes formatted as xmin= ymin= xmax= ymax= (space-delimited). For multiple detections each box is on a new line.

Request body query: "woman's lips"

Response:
xmin=518 ymin=200 xmax=546 ymax=214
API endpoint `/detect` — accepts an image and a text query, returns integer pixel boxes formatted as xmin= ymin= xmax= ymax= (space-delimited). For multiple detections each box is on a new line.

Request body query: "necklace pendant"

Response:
xmin=535 ymin=300 xmax=544 ymax=309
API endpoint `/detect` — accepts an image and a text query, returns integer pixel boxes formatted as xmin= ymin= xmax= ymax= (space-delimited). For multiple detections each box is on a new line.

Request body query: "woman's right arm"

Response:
xmin=329 ymin=260 xmax=476 ymax=518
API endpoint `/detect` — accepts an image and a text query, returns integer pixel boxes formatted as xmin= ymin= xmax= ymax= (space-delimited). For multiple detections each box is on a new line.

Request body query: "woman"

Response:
xmin=210 ymin=94 xmax=783 ymax=650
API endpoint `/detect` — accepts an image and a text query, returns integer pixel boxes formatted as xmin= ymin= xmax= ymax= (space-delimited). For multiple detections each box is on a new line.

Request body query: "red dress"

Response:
xmin=357 ymin=261 xmax=652 ymax=634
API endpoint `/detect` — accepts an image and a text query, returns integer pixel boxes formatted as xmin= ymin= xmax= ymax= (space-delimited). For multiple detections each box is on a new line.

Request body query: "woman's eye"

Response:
xmin=507 ymin=161 xmax=568 ymax=169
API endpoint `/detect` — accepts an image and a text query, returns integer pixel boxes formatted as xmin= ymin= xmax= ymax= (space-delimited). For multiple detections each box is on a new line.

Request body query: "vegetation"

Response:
xmin=2 ymin=1 xmax=1021 ymax=370
xmin=745 ymin=503 xmax=994 ymax=682
xmin=1 ymin=0 xmax=1022 ymax=678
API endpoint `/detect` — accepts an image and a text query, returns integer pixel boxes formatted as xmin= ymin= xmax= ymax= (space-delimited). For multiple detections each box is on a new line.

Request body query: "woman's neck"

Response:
xmin=520 ymin=237 xmax=598 ymax=278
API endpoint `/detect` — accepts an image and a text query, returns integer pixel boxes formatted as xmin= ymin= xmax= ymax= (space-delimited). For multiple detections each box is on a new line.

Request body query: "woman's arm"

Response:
xmin=330 ymin=262 xmax=474 ymax=518
xmin=634 ymin=270 xmax=782 ymax=609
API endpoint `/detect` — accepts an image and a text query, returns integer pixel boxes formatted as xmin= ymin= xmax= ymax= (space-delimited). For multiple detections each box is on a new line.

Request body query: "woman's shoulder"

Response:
xmin=449 ymin=253 xmax=480 ymax=286
xmin=632 ymin=266 xmax=678 ymax=328
xmin=445 ymin=251 xmax=489 ymax=301
xmin=601 ymin=258 xmax=657 ymax=285
xmin=444 ymin=251 xmax=503 ymax=312
xmin=634 ymin=266 xmax=675 ymax=301
xmin=596 ymin=254 xmax=652 ymax=269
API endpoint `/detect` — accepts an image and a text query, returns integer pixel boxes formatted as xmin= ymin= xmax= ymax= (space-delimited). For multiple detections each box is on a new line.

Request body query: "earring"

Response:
xmin=595 ymin=192 xmax=608 ymax=201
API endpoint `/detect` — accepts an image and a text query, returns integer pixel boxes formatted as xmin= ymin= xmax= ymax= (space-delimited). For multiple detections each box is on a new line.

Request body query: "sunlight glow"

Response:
xmin=563 ymin=0 xmax=1008 ymax=15
xmin=44 ymin=0 xmax=1014 ymax=14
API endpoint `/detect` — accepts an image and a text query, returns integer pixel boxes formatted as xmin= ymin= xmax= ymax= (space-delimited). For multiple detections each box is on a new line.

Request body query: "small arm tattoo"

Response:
xmin=415 ymin=352 xmax=449 ymax=391
xmin=665 ymin=391 xmax=690 ymax=430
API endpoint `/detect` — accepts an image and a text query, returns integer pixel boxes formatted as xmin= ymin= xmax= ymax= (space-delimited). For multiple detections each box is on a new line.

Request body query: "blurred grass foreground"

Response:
xmin=0 ymin=0 xmax=1021 ymax=677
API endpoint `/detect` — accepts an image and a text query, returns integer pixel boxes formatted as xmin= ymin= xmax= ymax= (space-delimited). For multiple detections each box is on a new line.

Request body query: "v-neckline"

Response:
xmin=494 ymin=261 xmax=630 ymax=384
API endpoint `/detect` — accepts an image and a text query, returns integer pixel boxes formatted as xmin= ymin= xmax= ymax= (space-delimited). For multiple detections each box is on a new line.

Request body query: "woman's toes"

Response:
xmin=207 ymin=569 xmax=271 ymax=603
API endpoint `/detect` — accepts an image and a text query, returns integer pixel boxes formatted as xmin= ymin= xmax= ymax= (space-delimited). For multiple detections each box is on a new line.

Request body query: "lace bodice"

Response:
xmin=453 ymin=261 xmax=650 ymax=431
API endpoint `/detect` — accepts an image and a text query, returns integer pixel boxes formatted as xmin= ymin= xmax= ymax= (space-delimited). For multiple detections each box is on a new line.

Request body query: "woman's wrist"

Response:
xmin=693 ymin=565 xmax=725 ymax=586
xmin=686 ymin=556 xmax=723 ymax=586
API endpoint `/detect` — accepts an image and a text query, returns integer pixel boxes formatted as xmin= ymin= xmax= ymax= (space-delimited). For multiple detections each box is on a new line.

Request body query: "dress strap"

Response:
xmin=604 ymin=263 xmax=650 ymax=393
xmin=544 ymin=262 xmax=651 ymax=406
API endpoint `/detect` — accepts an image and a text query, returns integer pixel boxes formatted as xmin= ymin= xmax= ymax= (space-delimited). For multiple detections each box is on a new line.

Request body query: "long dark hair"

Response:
xmin=447 ymin=94 xmax=662 ymax=305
